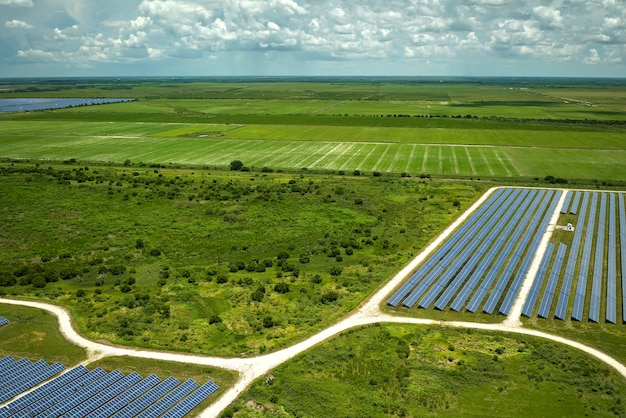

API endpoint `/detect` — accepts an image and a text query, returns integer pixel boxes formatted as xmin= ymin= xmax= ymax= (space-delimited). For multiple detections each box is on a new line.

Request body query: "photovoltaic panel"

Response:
xmin=560 ymin=191 xmax=572 ymax=214
xmin=14 ymin=367 xmax=107 ymax=418
xmin=0 ymin=317 xmax=8 ymax=326
xmin=0 ymin=356 xmax=15 ymax=368
xmin=433 ymin=190 xmax=531 ymax=310
xmin=572 ymin=193 xmax=599 ymax=321
xmin=570 ymin=191 xmax=582 ymax=215
xmin=161 ymin=381 xmax=220 ymax=418
xmin=401 ymin=188 xmax=522 ymax=308
xmin=620 ymin=194 xmax=626 ymax=323
xmin=111 ymin=376 xmax=180 ymax=418
xmin=61 ymin=372 xmax=142 ymax=417
xmin=555 ymin=192 xmax=590 ymax=320
xmin=451 ymin=189 xmax=536 ymax=312
xmin=0 ymin=366 xmax=88 ymax=417
xmin=0 ymin=358 xmax=33 ymax=388
xmin=606 ymin=193 xmax=617 ymax=324
xmin=0 ymin=362 xmax=65 ymax=404
xmin=0 ymin=359 xmax=47 ymax=395
xmin=41 ymin=369 xmax=124 ymax=417
xmin=386 ymin=188 xmax=510 ymax=307
xmin=416 ymin=189 xmax=533 ymax=309
xmin=87 ymin=374 xmax=161 ymax=418
xmin=537 ymin=243 xmax=568 ymax=318
xmin=136 ymin=379 xmax=199 ymax=418
xmin=471 ymin=189 xmax=547 ymax=313
xmin=522 ymin=243 xmax=555 ymax=317
xmin=498 ymin=190 xmax=563 ymax=315
xmin=481 ymin=189 xmax=551 ymax=314
xmin=589 ymin=193 xmax=607 ymax=323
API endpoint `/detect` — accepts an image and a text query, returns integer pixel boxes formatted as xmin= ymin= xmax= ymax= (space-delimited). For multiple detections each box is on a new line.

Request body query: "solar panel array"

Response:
xmin=0 ymin=317 xmax=8 ymax=327
xmin=526 ymin=191 xmax=626 ymax=324
xmin=0 ymin=356 xmax=219 ymax=418
xmin=387 ymin=187 xmax=562 ymax=315
xmin=0 ymin=357 xmax=65 ymax=405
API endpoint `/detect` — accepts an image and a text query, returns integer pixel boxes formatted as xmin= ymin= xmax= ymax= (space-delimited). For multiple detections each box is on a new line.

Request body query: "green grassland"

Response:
xmin=228 ymin=324 xmax=626 ymax=417
xmin=0 ymin=304 xmax=86 ymax=365
xmin=0 ymin=162 xmax=481 ymax=356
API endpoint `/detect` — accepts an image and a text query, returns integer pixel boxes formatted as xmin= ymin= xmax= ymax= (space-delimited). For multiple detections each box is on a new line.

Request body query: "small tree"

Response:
xmin=229 ymin=160 xmax=244 ymax=171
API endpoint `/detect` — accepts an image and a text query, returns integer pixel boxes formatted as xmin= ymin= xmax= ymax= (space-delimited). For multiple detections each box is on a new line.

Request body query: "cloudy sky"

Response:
xmin=1 ymin=0 xmax=625 ymax=78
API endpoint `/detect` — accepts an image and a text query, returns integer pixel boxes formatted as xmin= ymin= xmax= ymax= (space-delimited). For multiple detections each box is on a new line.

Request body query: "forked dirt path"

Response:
xmin=2 ymin=187 xmax=625 ymax=418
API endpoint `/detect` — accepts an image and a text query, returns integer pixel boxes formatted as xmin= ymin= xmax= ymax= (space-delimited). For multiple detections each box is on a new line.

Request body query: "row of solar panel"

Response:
xmin=0 ymin=356 xmax=219 ymax=418
xmin=524 ymin=192 xmax=626 ymax=323
xmin=387 ymin=187 xmax=562 ymax=315
xmin=0 ymin=317 xmax=8 ymax=327
xmin=0 ymin=356 xmax=65 ymax=405
xmin=561 ymin=190 xmax=582 ymax=215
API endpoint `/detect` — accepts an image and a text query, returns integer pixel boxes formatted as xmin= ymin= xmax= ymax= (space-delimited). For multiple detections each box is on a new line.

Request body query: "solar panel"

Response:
xmin=1 ymin=366 xmax=88 ymax=416
xmin=0 ymin=358 xmax=33 ymax=388
xmin=136 ymin=379 xmax=199 ymax=418
xmin=449 ymin=189 xmax=536 ymax=312
xmin=0 ymin=317 xmax=8 ymax=327
xmin=606 ymin=193 xmax=617 ymax=324
xmin=62 ymin=372 xmax=142 ymax=417
xmin=589 ymin=193 xmax=607 ymax=323
xmin=481 ymin=189 xmax=551 ymax=314
xmin=554 ymin=192 xmax=590 ymax=320
xmin=560 ymin=191 xmax=572 ymax=214
xmin=87 ymin=374 xmax=160 ymax=418
xmin=401 ymin=188 xmax=524 ymax=308
xmin=537 ymin=243 xmax=568 ymax=318
xmin=161 ymin=381 xmax=220 ymax=418
xmin=111 ymin=376 xmax=180 ymax=418
xmin=498 ymin=190 xmax=563 ymax=315
xmin=417 ymin=189 xmax=534 ymax=309
xmin=522 ymin=243 xmax=555 ymax=317
xmin=0 ymin=362 xmax=65 ymax=405
xmin=572 ymin=192 xmax=599 ymax=321
xmin=387 ymin=188 xmax=511 ymax=306
xmin=14 ymin=367 xmax=107 ymax=417
xmin=569 ymin=191 xmax=582 ymax=215
xmin=619 ymin=194 xmax=626 ymax=323
xmin=0 ymin=359 xmax=47 ymax=394
xmin=44 ymin=369 xmax=124 ymax=417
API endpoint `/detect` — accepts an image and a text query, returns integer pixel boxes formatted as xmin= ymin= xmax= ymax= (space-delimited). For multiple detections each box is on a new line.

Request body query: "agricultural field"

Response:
xmin=1 ymin=77 xmax=626 ymax=183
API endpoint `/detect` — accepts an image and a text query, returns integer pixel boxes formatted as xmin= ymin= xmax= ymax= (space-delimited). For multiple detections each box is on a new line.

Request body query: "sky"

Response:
xmin=1 ymin=0 xmax=625 ymax=78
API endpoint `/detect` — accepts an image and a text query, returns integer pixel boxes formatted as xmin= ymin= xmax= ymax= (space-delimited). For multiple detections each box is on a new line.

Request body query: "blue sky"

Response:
xmin=1 ymin=0 xmax=625 ymax=78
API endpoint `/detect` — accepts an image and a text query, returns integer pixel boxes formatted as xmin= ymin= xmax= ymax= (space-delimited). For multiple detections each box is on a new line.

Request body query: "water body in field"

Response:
xmin=0 ymin=98 xmax=133 ymax=113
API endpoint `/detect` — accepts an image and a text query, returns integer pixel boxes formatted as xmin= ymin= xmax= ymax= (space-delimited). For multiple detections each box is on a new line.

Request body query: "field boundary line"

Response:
xmin=465 ymin=146 xmax=478 ymax=175
xmin=372 ymin=144 xmax=391 ymax=171
xmin=452 ymin=146 xmax=460 ymax=174
xmin=357 ymin=145 xmax=378 ymax=170
xmin=421 ymin=145 xmax=429 ymax=172
xmin=494 ymin=148 xmax=513 ymax=176
xmin=405 ymin=144 xmax=417 ymax=173
xmin=501 ymin=147 xmax=523 ymax=176
xmin=478 ymin=147 xmax=495 ymax=176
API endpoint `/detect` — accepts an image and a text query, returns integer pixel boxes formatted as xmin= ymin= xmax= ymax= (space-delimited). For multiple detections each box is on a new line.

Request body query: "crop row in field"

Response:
xmin=2 ymin=133 xmax=626 ymax=181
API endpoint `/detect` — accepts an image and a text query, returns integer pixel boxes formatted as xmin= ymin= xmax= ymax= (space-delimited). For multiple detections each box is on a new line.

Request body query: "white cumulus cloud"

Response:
xmin=5 ymin=19 xmax=33 ymax=28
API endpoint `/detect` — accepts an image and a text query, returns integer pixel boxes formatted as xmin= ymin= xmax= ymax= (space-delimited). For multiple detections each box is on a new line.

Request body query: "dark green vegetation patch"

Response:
xmin=229 ymin=324 xmax=626 ymax=418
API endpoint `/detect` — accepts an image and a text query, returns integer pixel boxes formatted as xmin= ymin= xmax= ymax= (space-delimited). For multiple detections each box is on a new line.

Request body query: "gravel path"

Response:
xmin=2 ymin=186 xmax=625 ymax=418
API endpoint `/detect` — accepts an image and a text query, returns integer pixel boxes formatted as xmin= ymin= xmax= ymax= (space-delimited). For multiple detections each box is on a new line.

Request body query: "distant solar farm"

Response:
xmin=0 ymin=354 xmax=218 ymax=418
xmin=388 ymin=187 xmax=626 ymax=325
